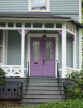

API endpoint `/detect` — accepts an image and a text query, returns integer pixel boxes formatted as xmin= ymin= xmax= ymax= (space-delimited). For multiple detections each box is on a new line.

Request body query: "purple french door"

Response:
xmin=30 ymin=37 xmax=56 ymax=76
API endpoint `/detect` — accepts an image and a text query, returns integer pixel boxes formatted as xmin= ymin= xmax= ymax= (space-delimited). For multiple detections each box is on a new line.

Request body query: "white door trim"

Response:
xmin=27 ymin=33 xmax=58 ymax=77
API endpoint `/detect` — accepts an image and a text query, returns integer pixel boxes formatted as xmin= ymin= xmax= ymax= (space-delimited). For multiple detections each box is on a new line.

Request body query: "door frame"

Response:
xmin=27 ymin=33 xmax=58 ymax=77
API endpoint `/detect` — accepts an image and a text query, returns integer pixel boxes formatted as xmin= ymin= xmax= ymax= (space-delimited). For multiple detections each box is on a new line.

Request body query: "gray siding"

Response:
xmin=0 ymin=0 xmax=28 ymax=12
xmin=0 ymin=0 xmax=80 ymax=21
xmin=50 ymin=0 xmax=79 ymax=21
xmin=7 ymin=31 xmax=21 ymax=65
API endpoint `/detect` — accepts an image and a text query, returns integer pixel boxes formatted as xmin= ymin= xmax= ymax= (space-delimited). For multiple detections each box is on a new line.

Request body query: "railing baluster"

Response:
xmin=0 ymin=65 xmax=26 ymax=77
xmin=0 ymin=81 xmax=23 ymax=100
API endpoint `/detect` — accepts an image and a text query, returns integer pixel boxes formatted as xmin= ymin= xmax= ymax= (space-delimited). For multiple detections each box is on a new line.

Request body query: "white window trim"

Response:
xmin=28 ymin=0 xmax=50 ymax=12
xmin=0 ymin=30 xmax=8 ymax=65
xmin=0 ymin=31 xmax=3 ymax=64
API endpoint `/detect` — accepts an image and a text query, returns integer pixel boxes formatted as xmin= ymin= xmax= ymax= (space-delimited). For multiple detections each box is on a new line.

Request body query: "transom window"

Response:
xmin=30 ymin=0 xmax=49 ymax=11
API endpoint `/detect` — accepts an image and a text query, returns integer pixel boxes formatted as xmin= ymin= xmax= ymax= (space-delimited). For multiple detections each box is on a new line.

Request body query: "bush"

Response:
xmin=0 ymin=68 xmax=6 ymax=85
xmin=20 ymin=99 xmax=83 ymax=108
xmin=63 ymin=70 xmax=83 ymax=99
xmin=0 ymin=68 xmax=5 ymax=77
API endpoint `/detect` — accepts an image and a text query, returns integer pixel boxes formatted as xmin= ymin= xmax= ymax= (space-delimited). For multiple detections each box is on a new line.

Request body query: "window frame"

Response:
xmin=29 ymin=0 xmax=50 ymax=12
xmin=0 ymin=31 xmax=3 ymax=64
xmin=0 ymin=30 xmax=7 ymax=65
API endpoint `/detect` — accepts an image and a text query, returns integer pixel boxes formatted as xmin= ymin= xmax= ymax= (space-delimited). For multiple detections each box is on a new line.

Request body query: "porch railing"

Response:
xmin=65 ymin=67 xmax=80 ymax=77
xmin=0 ymin=65 xmax=26 ymax=78
xmin=0 ymin=81 xmax=23 ymax=100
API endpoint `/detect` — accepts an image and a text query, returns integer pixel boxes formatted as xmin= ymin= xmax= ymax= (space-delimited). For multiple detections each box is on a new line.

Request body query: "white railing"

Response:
xmin=65 ymin=67 xmax=80 ymax=77
xmin=58 ymin=67 xmax=80 ymax=78
xmin=0 ymin=65 xmax=26 ymax=78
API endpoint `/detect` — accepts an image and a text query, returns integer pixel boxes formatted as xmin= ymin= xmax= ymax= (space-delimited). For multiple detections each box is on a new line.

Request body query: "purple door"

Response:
xmin=30 ymin=37 xmax=55 ymax=76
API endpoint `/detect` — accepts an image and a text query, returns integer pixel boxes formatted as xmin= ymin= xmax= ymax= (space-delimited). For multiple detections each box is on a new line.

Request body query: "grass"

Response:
xmin=19 ymin=99 xmax=83 ymax=108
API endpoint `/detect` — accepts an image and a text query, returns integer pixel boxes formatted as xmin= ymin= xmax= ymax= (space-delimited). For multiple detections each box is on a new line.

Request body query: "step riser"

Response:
xmin=23 ymin=90 xmax=64 ymax=95
xmin=23 ymin=87 xmax=64 ymax=91
xmin=22 ymin=98 xmax=64 ymax=103
xmin=22 ymin=78 xmax=65 ymax=105
xmin=23 ymin=95 xmax=64 ymax=99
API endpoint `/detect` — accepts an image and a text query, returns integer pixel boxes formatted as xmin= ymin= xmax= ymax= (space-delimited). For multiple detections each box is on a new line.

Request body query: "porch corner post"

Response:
xmin=21 ymin=28 xmax=25 ymax=76
xmin=79 ymin=28 xmax=82 ymax=69
xmin=73 ymin=31 xmax=77 ymax=68
xmin=62 ymin=24 xmax=67 ymax=78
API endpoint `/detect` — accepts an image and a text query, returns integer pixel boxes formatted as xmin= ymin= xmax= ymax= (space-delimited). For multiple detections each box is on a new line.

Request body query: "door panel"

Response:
xmin=30 ymin=37 xmax=55 ymax=76
xmin=42 ymin=39 xmax=55 ymax=76
xmin=30 ymin=38 xmax=42 ymax=76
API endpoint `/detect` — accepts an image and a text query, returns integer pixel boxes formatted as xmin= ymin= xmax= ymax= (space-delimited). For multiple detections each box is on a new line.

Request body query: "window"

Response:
xmin=0 ymin=31 xmax=3 ymax=64
xmin=30 ymin=0 xmax=49 ymax=11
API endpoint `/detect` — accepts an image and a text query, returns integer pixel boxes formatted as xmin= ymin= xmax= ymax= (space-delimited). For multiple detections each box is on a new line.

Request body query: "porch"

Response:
xmin=0 ymin=20 xmax=81 ymax=78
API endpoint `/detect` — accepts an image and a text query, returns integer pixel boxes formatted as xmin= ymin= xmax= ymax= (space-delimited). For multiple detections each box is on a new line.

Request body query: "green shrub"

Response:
xmin=64 ymin=69 xmax=83 ymax=99
xmin=20 ymin=99 xmax=83 ymax=108
xmin=0 ymin=68 xmax=6 ymax=85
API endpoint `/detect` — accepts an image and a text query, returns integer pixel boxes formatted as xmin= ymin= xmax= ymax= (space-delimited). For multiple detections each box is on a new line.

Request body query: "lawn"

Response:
xmin=20 ymin=99 xmax=83 ymax=108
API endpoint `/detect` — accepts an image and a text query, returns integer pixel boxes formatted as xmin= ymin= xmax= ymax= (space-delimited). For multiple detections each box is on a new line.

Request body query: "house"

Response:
xmin=0 ymin=0 xmax=82 ymax=105
xmin=82 ymin=0 xmax=83 ymax=65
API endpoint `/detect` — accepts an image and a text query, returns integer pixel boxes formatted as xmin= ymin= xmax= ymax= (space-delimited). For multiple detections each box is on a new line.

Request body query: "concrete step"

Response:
xmin=23 ymin=83 xmax=63 ymax=87
xmin=23 ymin=86 xmax=64 ymax=91
xmin=23 ymin=89 xmax=64 ymax=95
xmin=23 ymin=94 xmax=64 ymax=99
xmin=22 ymin=77 xmax=65 ymax=105
xmin=22 ymin=98 xmax=64 ymax=103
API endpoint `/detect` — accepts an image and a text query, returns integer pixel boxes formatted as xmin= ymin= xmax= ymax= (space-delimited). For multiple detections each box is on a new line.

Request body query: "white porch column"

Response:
xmin=73 ymin=32 xmax=77 ymax=68
xmin=79 ymin=28 xmax=82 ymax=69
xmin=62 ymin=24 xmax=67 ymax=78
xmin=21 ymin=29 xmax=25 ymax=70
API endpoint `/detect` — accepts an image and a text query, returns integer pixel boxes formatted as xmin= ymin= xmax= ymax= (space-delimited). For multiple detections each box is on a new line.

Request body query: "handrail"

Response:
xmin=57 ymin=61 xmax=60 ymax=84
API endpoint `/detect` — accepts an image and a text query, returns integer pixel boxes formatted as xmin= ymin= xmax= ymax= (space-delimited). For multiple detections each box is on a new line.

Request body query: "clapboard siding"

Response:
xmin=0 ymin=0 xmax=80 ymax=21
xmin=50 ymin=0 xmax=79 ymax=12
xmin=50 ymin=0 xmax=79 ymax=21
xmin=0 ymin=0 xmax=28 ymax=12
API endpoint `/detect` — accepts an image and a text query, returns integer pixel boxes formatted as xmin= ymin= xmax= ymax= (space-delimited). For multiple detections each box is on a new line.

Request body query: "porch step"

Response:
xmin=22 ymin=77 xmax=65 ymax=105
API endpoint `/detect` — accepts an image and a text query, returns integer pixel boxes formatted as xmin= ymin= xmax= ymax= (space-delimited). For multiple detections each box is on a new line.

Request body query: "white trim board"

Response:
xmin=29 ymin=33 xmax=58 ymax=37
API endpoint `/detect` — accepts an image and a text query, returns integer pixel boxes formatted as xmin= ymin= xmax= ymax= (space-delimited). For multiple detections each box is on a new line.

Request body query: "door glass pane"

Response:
xmin=33 ymin=40 xmax=40 ymax=62
xmin=45 ymin=40 xmax=53 ymax=60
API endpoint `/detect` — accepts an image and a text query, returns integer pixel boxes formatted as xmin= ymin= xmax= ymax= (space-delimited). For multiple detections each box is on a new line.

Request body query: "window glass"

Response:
xmin=0 ymin=23 xmax=5 ymax=27
xmin=0 ymin=31 xmax=3 ymax=63
xmin=0 ymin=47 xmax=3 ymax=63
xmin=8 ymin=23 xmax=13 ymax=27
xmin=45 ymin=40 xmax=53 ymax=60
xmin=0 ymin=34 xmax=3 ymax=45
xmin=45 ymin=23 xmax=54 ymax=28
xmin=56 ymin=23 xmax=62 ymax=28
xmin=32 ymin=0 xmax=46 ymax=10
xmin=25 ymin=23 xmax=31 ymax=28
xmin=33 ymin=40 xmax=40 ymax=62
xmin=33 ymin=23 xmax=42 ymax=28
